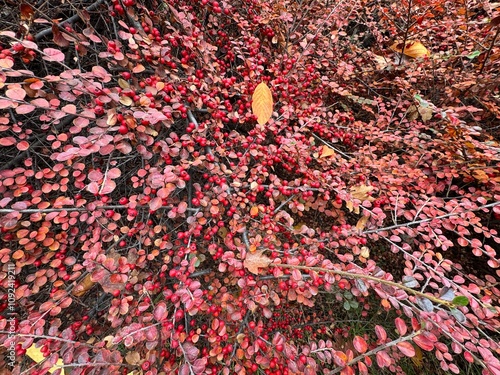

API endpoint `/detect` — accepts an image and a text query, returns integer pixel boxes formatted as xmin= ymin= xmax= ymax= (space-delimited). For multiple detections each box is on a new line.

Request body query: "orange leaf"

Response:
xmin=390 ymin=41 xmax=430 ymax=58
xmin=319 ymin=145 xmax=335 ymax=158
xmin=250 ymin=206 xmax=259 ymax=217
xmin=243 ymin=250 xmax=272 ymax=275
xmin=252 ymin=82 xmax=273 ymax=125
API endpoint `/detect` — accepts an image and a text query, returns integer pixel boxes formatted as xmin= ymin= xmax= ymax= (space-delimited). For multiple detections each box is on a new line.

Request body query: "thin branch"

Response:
xmin=272 ymin=263 xmax=454 ymax=307
xmin=0 ymin=204 xmax=199 ymax=214
xmin=1 ymin=115 xmax=77 ymax=171
xmin=35 ymin=0 xmax=107 ymax=41
xmin=363 ymin=201 xmax=500 ymax=234
xmin=398 ymin=0 xmax=413 ymax=66
xmin=331 ymin=330 xmax=422 ymax=373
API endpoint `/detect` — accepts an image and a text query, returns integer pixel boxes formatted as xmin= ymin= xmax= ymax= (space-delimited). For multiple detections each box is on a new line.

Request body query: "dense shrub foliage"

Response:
xmin=1 ymin=0 xmax=500 ymax=374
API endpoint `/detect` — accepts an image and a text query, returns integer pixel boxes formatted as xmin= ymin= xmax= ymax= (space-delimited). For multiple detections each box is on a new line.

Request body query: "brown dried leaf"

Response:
xmin=252 ymin=82 xmax=273 ymax=125
xmin=244 ymin=250 xmax=272 ymax=275
xmin=350 ymin=184 xmax=375 ymax=201
xmin=72 ymin=274 xmax=95 ymax=297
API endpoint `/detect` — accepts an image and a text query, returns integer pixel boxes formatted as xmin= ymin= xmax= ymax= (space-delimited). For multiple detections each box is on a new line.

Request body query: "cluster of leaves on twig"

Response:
xmin=1 ymin=0 xmax=500 ymax=374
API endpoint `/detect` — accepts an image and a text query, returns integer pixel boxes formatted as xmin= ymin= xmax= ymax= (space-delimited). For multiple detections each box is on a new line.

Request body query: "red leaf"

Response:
xmin=396 ymin=341 xmax=416 ymax=357
xmin=413 ymin=334 xmax=435 ymax=351
xmin=394 ymin=317 xmax=407 ymax=335
xmin=375 ymin=350 xmax=392 ymax=368
xmin=375 ymin=325 xmax=387 ymax=342
xmin=357 ymin=361 xmax=369 ymax=375
xmin=333 ymin=351 xmax=348 ymax=367
xmin=17 ymin=141 xmax=30 ymax=151
xmin=352 ymin=336 xmax=367 ymax=353
xmin=0 ymin=137 xmax=16 ymax=146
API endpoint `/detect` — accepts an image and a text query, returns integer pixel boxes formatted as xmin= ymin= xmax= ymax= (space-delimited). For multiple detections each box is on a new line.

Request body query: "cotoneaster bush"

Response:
xmin=0 ymin=0 xmax=499 ymax=374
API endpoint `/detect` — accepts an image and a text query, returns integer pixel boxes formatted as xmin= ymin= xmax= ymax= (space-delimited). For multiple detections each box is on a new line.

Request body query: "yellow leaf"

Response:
xmin=411 ymin=345 xmax=423 ymax=368
xmin=390 ymin=41 xmax=430 ymax=58
xmin=418 ymin=106 xmax=433 ymax=122
xmin=26 ymin=345 xmax=65 ymax=374
xmin=360 ymin=246 xmax=370 ymax=258
xmin=319 ymin=145 xmax=335 ymax=158
xmin=350 ymin=184 xmax=375 ymax=201
xmin=119 ymin=95 xmax=133 ymax=106
xmin=118 ymin=78 xmax=130 ymax=89
xmin=244 ymin=250 xmax=272 ymax=275
xmin=125 ymin=351 xmax=141 ymax=365
xmin=356 ymin=215 xmax=369 ymax=230
xmin=252 ymin=82 xmax=273 ymax=125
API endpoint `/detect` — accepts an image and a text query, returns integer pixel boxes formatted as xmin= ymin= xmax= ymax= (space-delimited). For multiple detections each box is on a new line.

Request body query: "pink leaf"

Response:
xmin=182 ymin=342 xmax=199 ymax=362
xmin=375 ymin=350 xmax=392 ymax=368
xmin=116 ymin=141 xmax=132 ymax=154
xmin=0 ymin=58 xmax=14 ymax=69
xmin=375 ymin=325 xmax=387 ymax=342
xmin=149 ymin=197 xmax=163 ymax=211
xmin=0 ymin=137 xmax=16 ymax=146
xmin=100 ymin=179 xmax=116 ymax=195
xmin=396 ymin=341 xmax=415 ymax=357
xmin=154 ymin=302 xmax=168 ymax=321
xmin=107 ymin=168 xmax=121 ymax=179
xmin=87 ymin=181 xmax=99 ymax=195
xmin=92 ymin=66 xmax=111 ymax=82
xmin=6 ymin=87 xmax=26 ymax=101
xmin=42 ymin=48 xmax=65 ymax=62
xmin=353 ymin=336 xmax=368 ymax=353
xmin=17 ymin=141 xmax=30 ymax=151
xmin=394 ymin=317 xmax=407 ymax=335
xmin=62 ymin=104 xmax=77 ymax=114
xmin=0 ymin=99 xmax=14 ymax=109
xmin=192 ymin=358 xmax=207 ymax=374
xmin=31 ymin=98 xmax=50 ymax=108
xmin=15 ymin=104 xmax=36 ymax=114
xmin=88 ymin=170 xmax=103 ymax=182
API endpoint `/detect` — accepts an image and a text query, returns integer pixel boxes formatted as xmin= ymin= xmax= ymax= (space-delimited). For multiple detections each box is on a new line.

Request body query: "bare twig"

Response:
xmin=35 ymin=0 xmax=107 ymax=41
xmin=363 ymin=201 xmax=500 ymax=235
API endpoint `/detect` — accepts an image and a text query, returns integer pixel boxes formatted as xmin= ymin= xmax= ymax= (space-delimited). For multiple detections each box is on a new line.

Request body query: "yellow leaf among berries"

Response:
xmin=252 ymin=82 xmax=273 ymax=125
xmin=390 ymin=41 xmax=430 ymax=58
xmin=319 ymin=145 xmax=335 ymax=158
xmin=26 ymin=345 xmax=65 ymax=374
xmin=356 ymin=215 xmax=369 ymax=230
xmin=350 ymin=184 xmax=375 ymax=201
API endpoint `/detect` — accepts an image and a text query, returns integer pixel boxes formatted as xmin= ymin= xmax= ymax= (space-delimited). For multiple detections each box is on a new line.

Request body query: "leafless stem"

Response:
xmin=35 ymin=0 xmax=107 ymax=41
xmin=399 ymin=0 xmax=413 ymax=66
xmin=479 ymin=26 xmax=500 ymax=75
xmin=363 ymin=201 xmax=500 ymax=234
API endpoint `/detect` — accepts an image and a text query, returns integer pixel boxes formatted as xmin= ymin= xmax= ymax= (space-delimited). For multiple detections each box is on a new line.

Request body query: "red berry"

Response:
xmin=118 ymin=124 xmax=128 ymax=134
